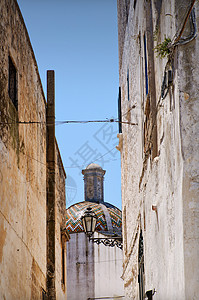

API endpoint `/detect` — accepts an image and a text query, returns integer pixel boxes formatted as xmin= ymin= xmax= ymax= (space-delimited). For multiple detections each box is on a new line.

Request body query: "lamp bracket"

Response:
xmin=89 ymin=236 xmax=123 ymax=250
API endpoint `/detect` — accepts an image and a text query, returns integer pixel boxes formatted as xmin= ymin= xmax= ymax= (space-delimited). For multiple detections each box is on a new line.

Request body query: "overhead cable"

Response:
xmin=0 ymin=119 xmax=138 ymax=126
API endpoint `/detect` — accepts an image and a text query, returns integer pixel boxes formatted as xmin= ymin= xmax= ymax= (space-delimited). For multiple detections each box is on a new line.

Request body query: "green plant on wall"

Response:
xmin=153 ymin=26 xmax=159 ymax=42
xmin=154 ymin=36 xmax=171 ymax=58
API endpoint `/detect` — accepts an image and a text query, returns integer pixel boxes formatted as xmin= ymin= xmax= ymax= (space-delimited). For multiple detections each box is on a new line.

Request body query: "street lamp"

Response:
xmin=81 ymin=207 xmax=98 ymax=237
xmin=81 ymin=207 xmax=123 ymax=250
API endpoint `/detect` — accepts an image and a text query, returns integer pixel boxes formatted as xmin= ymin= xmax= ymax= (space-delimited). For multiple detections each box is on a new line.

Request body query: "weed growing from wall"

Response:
xmin=154 ymin=36 xmax=171 ymax=58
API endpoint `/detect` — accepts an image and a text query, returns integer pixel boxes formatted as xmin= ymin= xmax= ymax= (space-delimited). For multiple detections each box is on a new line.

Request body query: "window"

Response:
xmin=143 ymin=32 xmax=158 ymax=159
xmin=118 ymin=87 xmax=122 ymax=133
xmin=61 ymin=246 xmax=65 ymax=287
xmin=123 ymin=206 xmax=127 ymax=254
xmin=143 ymin=94 xmax=150 ymax=154
xmin=125 ymin=0 xmax=130 ymax=24
xmin=143 ymin=33 xmax=152 ymax=156
xmin=127 ymin=68 xmax=130 ymax=101
xmin=8 ymin=56 xmax=18 ymax=110
xmin=138 ymin=230 xmax=145 ymax=300
xmin=61 ymin=228 xmax=69 ymax=290
xmin=143 ymin=34 xmax=148 ymax=95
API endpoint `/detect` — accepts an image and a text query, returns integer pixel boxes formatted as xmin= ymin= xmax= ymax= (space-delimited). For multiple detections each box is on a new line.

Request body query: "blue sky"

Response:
xmin=17 ymin=0 xmax=121 ymax=209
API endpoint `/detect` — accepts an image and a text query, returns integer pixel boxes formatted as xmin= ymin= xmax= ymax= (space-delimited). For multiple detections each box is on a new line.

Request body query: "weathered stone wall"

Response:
xmin=0 ymin=0 xmax=46 ymax=298
xmin=55 ymin=141 xmax=68 ymax=300
xmin=117 ymin=0 xmax=199 ymax=299
xmin=0 ymin=1 xmax=68 ymax=299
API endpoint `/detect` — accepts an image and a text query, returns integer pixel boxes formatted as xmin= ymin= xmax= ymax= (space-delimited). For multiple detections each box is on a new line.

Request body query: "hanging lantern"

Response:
xmin=81 ymin=207 xmax=97 ymax=237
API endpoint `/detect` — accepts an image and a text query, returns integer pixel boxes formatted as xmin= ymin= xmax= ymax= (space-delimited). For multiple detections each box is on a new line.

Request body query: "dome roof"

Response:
xmin=86 ymin=163 xmax=102 ymax=170
xmin=65 ymin=201 xmax=122 ymax=234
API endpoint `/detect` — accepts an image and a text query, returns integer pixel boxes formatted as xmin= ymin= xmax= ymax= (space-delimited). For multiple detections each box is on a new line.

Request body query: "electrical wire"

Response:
xmin=0 ymin=136 xmax=120 ymax=186
xmin=1 ymin=2 xmax=195 ymax=186
xmin=118 ymin=1 xmax=197 ymax=129
xmin=118 ymin=2 xmax=197 ymax=169
xmin=159 ymin=2 xmax=196 ymax=101
xmin=65 ymin=146 xmax=119 ymax=169
xmin=120 ymin=104 xmax=136 ymax=119
xmin=0 ymin=118 xmax=137 ymax=126
xmin=172 ymin=0 xmax=196 ymax=46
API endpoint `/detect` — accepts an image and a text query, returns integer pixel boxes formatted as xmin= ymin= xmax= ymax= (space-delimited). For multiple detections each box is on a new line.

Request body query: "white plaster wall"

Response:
xmin=66 ymin=231 xmax=124 ymax=300
xmin=66 ymin=232 xmax=95 ymax=300
xmin=117 ymin=0 xmax=199 ymax=299
xmin=94 ymin=232 xmax=124 ymax=299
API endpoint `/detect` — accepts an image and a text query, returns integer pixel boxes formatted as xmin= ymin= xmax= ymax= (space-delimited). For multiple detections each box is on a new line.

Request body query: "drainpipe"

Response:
xmin=46 ymin=70 xmax=56 ymax=300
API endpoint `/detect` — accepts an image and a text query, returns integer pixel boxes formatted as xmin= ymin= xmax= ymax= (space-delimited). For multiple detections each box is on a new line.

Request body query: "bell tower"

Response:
xmin=82 ymin=163 xmax=106 ymax=203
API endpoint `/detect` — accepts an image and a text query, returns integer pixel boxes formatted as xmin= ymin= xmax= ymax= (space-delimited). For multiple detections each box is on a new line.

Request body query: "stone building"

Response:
xmin=117 ymin=0 xmax=199 ymax=299
xmin=65 ymin=163 xmax=124 ymax=300
xmin=0 ymin=0 xmax=69 ymax=299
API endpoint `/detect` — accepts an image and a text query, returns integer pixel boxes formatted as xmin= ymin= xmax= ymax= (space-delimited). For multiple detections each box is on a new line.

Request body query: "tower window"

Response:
xmin=8 ymin=56 xmax=18 ymax=110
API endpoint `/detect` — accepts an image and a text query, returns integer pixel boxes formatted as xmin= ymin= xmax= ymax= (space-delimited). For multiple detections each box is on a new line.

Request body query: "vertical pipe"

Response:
xmin=46 ymin=70 xmax=56 ymax=300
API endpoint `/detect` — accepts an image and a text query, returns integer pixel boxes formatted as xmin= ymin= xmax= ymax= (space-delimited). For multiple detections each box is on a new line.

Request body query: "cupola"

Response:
xmin=82 ymin=163 xmax=106 ymax=203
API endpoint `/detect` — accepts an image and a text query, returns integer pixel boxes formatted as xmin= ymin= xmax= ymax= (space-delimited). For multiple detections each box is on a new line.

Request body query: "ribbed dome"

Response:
xmin=65 ymin=201 xmax=122 ymax=234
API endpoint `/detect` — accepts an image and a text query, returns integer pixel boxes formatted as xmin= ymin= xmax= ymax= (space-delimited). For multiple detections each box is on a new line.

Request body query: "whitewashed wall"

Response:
xmin=117 ymin=0 xmax=199 ymax=299
xmin=94 ymin=232 xmax=124 ymax=299
xmin=67 ymin=232 xmax=124 ymax=300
